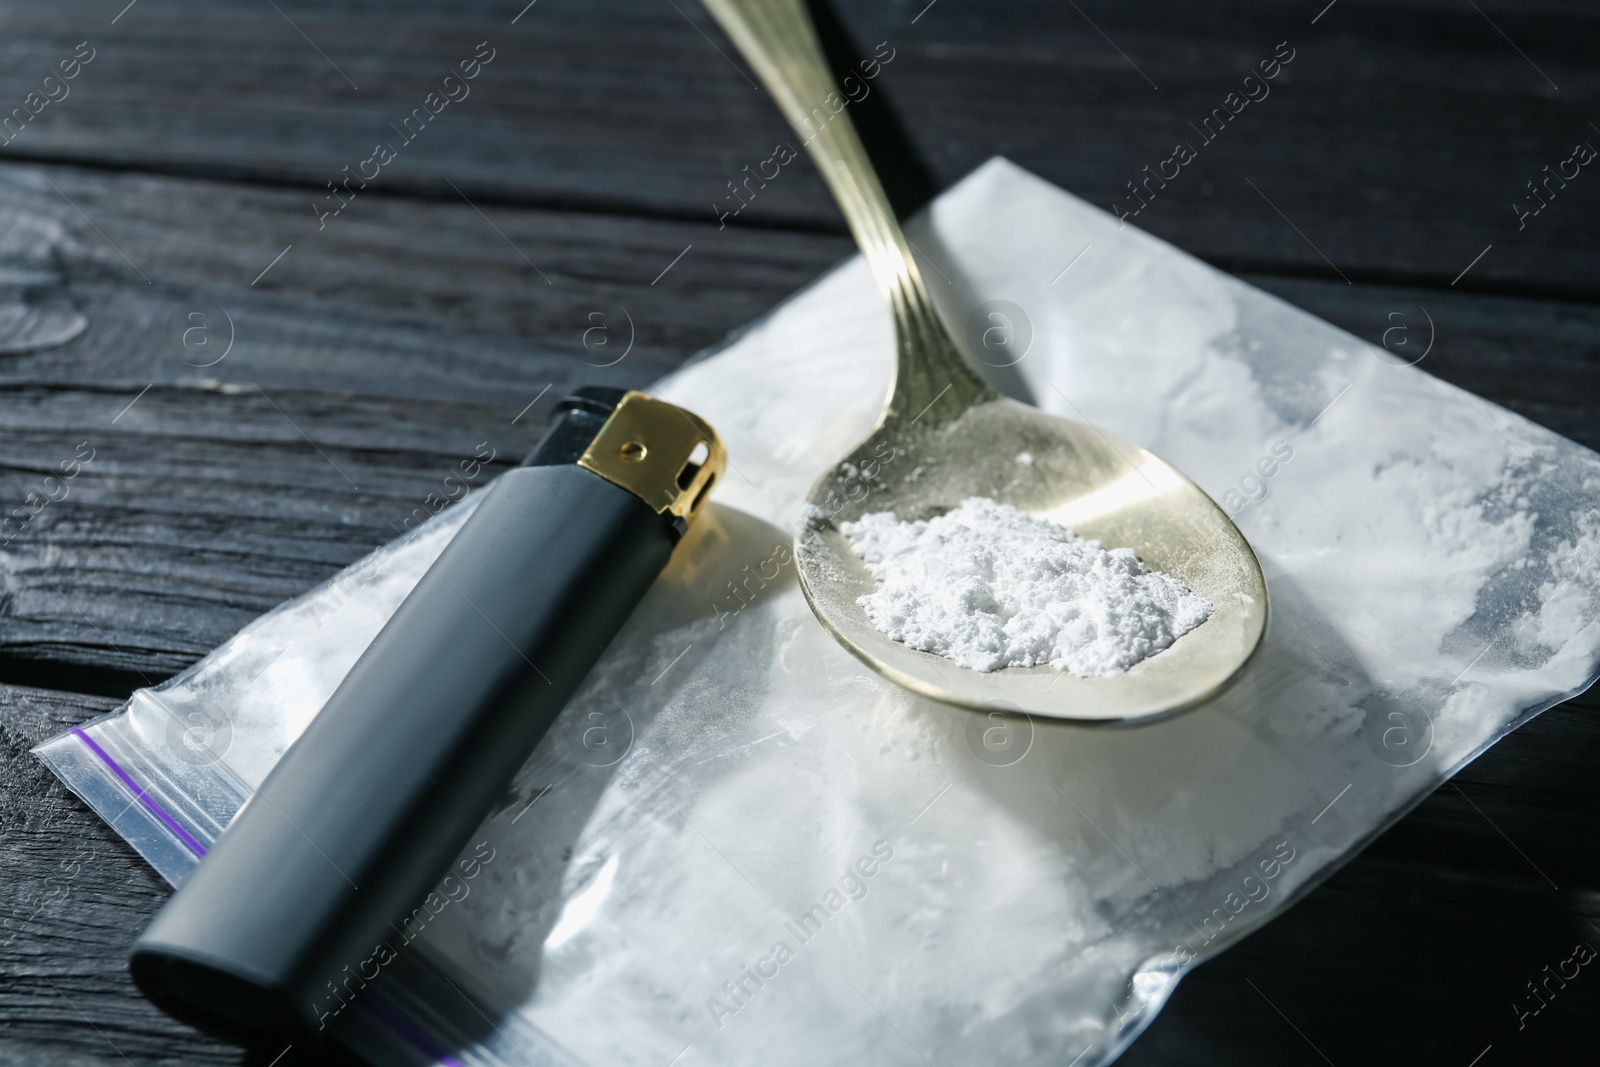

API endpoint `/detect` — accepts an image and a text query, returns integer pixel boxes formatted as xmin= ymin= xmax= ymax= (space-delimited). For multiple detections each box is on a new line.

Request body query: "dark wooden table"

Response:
xmin=1 ymin=1 xmax=1595 ymax=1064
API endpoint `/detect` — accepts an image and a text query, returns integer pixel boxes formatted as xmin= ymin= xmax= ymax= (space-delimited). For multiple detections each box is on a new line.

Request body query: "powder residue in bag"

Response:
xmin=841 ymin=497 xmax=1212 ymax=675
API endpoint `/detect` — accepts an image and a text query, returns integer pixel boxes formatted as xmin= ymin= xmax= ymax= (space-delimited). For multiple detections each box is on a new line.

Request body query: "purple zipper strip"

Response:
xmin=71 ymin=727 xmax=475 ymax=1063
xmin=359 ymin=994 xmax=467 ymax=1067
xmin=71 ymin=726 xmax=209 ymax=859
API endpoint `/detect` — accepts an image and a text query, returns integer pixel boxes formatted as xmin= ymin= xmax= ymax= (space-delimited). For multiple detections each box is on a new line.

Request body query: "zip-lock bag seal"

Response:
xmin=38 ymin=161 xmax=1600 ymax=1067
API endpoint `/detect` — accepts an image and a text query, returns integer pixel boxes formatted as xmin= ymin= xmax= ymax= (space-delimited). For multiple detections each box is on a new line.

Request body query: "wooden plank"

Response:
xmin=1 ymin=161 xmax=1598 ymax=691
xmin=0 ymin=161 xmax=850 ymax=690
xmin=1122 ymin=686 xmax=1600 ymax=1066
xmin=0 ymin=1 xmax=1594 ymax=294
xmin=0 ymin=684 xmax=361 ymax=1066
xmin=5 ymin=680 xmax=1594 ymax=1065
xmin=0 ymin=3 xmax=1591 ymax=1064
xmin=1243 ymin=273 xmax=1600 ymax=454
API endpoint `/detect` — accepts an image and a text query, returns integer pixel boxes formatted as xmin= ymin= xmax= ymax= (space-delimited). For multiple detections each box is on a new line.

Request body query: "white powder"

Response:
xmin=841 ymin=496 xmax=1213 ymax=675
xmin=82 ymin=160 xmax=1600 ymax=1067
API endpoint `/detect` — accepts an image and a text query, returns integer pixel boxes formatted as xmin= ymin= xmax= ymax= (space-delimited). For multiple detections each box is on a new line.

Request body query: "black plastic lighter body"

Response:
xmin=129 ymin=388 xmax=723 ymax=1041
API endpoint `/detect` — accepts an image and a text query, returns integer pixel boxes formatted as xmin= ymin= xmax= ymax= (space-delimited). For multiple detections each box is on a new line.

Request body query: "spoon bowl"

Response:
xmin=800 ymin=394 xmax=1266 ymax=721
xmin=705 ymin=0 xmax=1267 ymax=722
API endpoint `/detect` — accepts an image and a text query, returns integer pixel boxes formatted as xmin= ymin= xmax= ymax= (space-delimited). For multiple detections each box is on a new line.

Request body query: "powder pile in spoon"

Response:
xmin=841 ymin=497 xmax=1212 ymax=675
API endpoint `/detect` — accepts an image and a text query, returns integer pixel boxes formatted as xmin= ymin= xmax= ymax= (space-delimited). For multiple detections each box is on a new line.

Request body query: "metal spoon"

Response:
xmin=703 ymin=0 xmax=1267 ymax=722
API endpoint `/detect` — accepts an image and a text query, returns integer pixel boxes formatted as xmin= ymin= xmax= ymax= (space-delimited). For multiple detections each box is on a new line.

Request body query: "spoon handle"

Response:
xmin=702 ymin=0 xmax=990 ymax=423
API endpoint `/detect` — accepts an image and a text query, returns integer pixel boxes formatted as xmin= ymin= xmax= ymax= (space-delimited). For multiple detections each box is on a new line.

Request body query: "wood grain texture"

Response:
xmin=0 ymin=0 xmax=1594 ymax=1063
xmin=1124 ymin=687 xmax=1600 ymax=1067
xmin=0 ymin=684 xmax=364 ymax=1066
xmin=3 ymin=682 xmax=1595 ymax=1066
xmin=0 ymin=160 xmax=1594 ymax=692
xmin=0 ymin=1 xmax=1594 ymax=295
xmin=0 ymin=161 xmax=849 ymax=690
xmin=1243 ymin=273 xmax=1600 ymax=454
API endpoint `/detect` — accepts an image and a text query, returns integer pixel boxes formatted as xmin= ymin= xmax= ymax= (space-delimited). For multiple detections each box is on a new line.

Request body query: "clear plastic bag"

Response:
xmin=38 ymin=159 xmax=1600 ymax=1066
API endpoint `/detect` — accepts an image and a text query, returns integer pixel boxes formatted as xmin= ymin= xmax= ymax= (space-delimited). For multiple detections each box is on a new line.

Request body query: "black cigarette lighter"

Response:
xmin=129 ymin=387 xmax=723 ymax=1041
